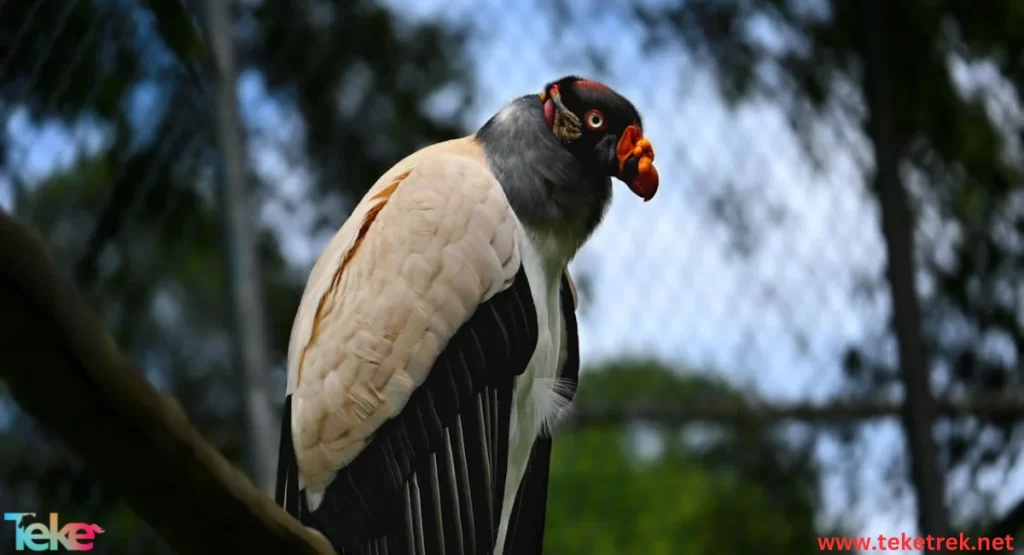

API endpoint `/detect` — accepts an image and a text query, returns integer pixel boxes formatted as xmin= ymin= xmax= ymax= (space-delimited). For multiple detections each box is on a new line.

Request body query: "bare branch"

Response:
xmin=0 ymin=209 xmax=335 ymax=555
xmin=569 ymin=396 xmax=1024 ymax=426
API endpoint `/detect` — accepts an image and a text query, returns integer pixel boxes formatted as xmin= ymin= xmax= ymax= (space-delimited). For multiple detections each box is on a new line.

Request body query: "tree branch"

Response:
xmin=0 ymin=209 xmax=334 ymax=555
xmin=569 ymin=396 xmax=1024 ymax=427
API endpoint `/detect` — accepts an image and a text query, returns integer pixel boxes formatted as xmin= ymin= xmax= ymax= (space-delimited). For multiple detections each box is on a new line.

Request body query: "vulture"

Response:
xmin=275 ymin=76 xmax=658 ymax=555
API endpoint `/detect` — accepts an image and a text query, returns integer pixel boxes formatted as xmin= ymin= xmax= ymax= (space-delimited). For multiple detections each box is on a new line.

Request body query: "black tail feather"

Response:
xmin=502 ymin=437 xmax=553 ymax=555
xmin=275 ymin=394 xmax=302 ymax=521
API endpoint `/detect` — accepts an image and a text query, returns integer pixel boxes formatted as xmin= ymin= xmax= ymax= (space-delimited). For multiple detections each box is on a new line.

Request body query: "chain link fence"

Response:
xmin=2 ymin=0 xmax=1020 ymax=553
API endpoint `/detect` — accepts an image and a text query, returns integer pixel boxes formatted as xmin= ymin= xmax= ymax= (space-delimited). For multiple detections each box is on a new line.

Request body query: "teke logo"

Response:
xmin=3 ymin=513 xmax=105 ymax=552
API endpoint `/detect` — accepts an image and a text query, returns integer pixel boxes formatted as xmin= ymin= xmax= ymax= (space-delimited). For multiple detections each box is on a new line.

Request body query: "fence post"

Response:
xmin=207 ymin=0 xmax=277 ymax=494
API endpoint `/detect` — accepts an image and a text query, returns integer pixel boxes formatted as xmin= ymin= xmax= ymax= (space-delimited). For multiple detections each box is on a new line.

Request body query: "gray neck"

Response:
xmin=476 ymin=95 xmax=612 ymax=262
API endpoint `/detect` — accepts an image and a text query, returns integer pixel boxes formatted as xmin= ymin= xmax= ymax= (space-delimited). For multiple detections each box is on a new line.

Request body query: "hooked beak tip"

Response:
xmin=628 ymin=164 xmax=659 ymax=201
xmin=616 ymin=125 xmax=658 ymax=201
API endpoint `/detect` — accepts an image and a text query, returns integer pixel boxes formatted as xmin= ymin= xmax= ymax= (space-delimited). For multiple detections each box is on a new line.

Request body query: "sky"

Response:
xmin=1 ymin=0 xmax=1022 ymax=551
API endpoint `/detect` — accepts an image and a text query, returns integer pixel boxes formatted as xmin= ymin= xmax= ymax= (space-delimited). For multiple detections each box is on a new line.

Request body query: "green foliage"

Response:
xmin=0 ymin=1 xmax=138 ymax=124
xmin=241 ymin=0 xmax=474 ymax=211
xmin=576 ymin=358 xmax=742 ymax=406
xmin=141 ymin=0 xmax=215 ymax=80
xmin=544 ymin=361 xmax=836 ymax=554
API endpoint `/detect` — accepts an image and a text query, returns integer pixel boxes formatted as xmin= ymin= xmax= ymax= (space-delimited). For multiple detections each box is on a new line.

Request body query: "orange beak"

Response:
xmin=616 ymin=125 xmax=658 ymax=202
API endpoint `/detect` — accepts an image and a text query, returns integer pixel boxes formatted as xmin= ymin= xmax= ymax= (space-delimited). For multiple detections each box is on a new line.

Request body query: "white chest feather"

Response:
xmin=494 ymin=225 xmax=577 ymax=554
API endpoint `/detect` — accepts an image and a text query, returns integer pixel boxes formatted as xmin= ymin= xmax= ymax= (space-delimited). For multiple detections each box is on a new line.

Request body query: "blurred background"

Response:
xmin=2 ymin=0 xmax=1024 ymax=553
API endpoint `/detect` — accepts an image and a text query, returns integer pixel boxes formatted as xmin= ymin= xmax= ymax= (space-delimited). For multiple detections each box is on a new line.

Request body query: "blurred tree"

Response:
xmin=625 ymin=0 xmax=1024 ymax=537
xmin=142 ymin=0 xmax=216 ymax=82
xmin=0 ymin=0 xmax=471 ymax=551
xmin=237 ymin=0 xmax=474 ymax=218
xmin=547 ymin=360 xmax=844 ymax=554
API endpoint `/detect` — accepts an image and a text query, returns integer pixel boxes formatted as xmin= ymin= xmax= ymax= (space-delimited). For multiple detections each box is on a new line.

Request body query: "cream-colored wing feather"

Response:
xmin=286 ymin=149 xmax=521 ymax=491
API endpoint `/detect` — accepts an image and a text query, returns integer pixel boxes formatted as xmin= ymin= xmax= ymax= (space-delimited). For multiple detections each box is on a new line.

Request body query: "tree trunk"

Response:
xmin=859 ymin=1 xmax=952 ymax=549
xmin=208 ymin=0 xmax=278 ymax=494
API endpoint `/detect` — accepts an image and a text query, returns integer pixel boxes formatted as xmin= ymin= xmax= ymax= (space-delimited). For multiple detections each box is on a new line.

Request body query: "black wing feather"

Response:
xmin=500 ymin=272 xmax=580 ymax=555
xmin=276 ymin=265 xmax=539 ymax=555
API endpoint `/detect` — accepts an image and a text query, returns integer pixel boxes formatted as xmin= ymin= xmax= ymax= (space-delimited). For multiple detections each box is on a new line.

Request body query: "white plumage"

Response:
xmin=495 ymin=224 xmax=577 ymax=555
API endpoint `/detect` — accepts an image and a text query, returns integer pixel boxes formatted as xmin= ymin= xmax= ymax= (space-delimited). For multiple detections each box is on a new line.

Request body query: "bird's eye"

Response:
xmin=584 ymin=109 xmax=605 ymax=130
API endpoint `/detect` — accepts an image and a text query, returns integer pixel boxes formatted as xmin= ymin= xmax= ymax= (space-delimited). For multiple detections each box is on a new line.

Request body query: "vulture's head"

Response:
xmin=538 ymin=76 xmax=658 ymax=202
xmin=477 ymin=75 xmax=658 ymax=233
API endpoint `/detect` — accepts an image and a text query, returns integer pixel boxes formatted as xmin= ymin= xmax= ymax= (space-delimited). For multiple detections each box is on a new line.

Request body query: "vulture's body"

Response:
xmin=276 ymin=78 xmax=657 ymax=555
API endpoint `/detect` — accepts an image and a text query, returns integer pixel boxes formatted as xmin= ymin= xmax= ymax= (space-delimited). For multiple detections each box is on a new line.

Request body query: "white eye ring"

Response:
xmin=585 ymin=109 xmax=605 ymax=130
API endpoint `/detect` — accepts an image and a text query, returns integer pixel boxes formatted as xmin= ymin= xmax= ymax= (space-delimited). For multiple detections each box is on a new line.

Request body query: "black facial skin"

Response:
xmin=542 ymin=76 xmax=644 ymax=178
